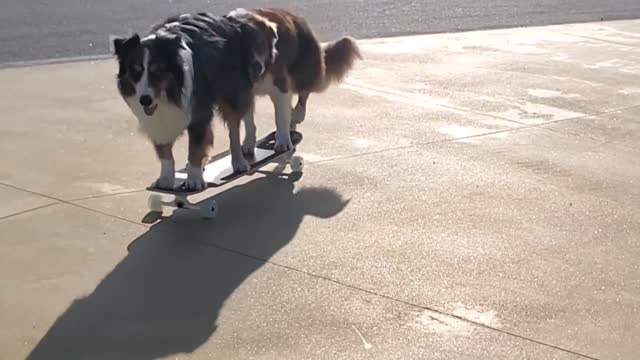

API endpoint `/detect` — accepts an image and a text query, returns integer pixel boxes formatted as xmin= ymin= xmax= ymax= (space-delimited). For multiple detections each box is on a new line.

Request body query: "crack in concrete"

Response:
xmin=0 ymin=148 xmax=612 ymax=359
xmin=0 ymin=201 xmax=60 ymax=221
xmin=562 ymin=32 xmax=640 ymax=48
xmin=3 ymin=102 xmax=638 ymax=209
xmin=191 ymin=240 xmax=602 ymax=360
xmin=0 ymin=181 xmax=148 ymax=227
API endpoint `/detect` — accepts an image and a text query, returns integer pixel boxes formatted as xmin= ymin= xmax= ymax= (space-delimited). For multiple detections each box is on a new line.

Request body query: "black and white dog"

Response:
xmin=112 ymin=9 xmax=361 ymax=191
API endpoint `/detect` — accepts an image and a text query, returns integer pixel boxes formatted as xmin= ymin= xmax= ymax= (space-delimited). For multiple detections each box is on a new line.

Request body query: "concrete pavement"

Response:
xmin=1 ymin=20 xmax=639 ymax=360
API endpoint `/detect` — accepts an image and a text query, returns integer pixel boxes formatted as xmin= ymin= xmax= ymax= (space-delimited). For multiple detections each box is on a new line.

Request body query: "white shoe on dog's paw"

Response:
xmin=232 ymin=157 xmax=251 ymax=173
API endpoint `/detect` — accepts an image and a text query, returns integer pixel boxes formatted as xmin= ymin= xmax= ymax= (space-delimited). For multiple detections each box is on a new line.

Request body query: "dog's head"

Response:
xmin=111 ymin=32 xmax=188 ymax=116
xmin=227 ymin=9 xmax=279 ymax=82
xmin=248 ymin=17 xmax=278 ymax=81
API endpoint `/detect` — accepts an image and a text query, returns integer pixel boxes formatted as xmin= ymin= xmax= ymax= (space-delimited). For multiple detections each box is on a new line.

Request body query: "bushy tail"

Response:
xmin=318 ymin=36 xmax=362 ymax=91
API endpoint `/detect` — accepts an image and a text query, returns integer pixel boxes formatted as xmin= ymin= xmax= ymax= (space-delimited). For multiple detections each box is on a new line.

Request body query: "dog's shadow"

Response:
xmin=27 ymin=176 xmax=349 ymax=360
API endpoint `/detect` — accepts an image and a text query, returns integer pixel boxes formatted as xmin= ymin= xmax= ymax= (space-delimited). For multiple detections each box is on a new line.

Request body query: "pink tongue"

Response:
xmin=143 ymin=104 xmax=157 ymax=116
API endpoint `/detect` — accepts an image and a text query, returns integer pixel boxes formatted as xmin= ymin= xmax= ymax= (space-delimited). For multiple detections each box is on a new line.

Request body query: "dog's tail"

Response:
xmin=317 ymin=37 xmax=362 ymax=91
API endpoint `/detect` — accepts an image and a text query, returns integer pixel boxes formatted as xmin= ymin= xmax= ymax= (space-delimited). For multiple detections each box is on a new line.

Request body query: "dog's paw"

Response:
xmin=232 ymin=157 xmax=251 ymax=173
xmin=241 ymin=142 xmax=255 ymax=157
xmin=184 ymin=165 xmax=206 ymax=191
xmin=292 ymin=105 xmax=306 ymax=125
xmin=184 ymin=177 xmax=206 ymax=192
xmin=274 ymin=132 xmax=293 ymax=153
xmin=151 ymin=174 xmax=175 ymax=190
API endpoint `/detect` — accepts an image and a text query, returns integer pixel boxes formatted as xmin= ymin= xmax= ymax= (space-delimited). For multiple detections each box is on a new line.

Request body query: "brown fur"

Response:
xmin=249 ymin=8 xmax=362 ymax=95
xmin=187 ymin=124 xmax=213 ymax=170
xmin=219 ymin=7 xmax=362 ymax=174
xmin=320 ymin=37 xmax=362 ymax=90
xmin=153 ymin=143 xmax=174 ymax=161
xmin=217 ymin=100 xmax=248 ymax=161
xmin=160 ymin=8 xmax=361 ymax=184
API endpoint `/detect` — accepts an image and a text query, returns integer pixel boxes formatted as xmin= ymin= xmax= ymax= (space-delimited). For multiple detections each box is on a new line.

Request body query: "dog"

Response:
xmin=111 ymin=8 xmax=361 ymax=191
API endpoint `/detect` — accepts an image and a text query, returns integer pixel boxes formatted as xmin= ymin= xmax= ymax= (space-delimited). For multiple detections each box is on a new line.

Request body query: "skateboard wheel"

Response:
xmin=200 ymin=200 xmax=218 ymax=219
xmin=290 ymin=156 xmax=304 ymax=172
xmin=148 ymin=194 xmax=163 ymax=212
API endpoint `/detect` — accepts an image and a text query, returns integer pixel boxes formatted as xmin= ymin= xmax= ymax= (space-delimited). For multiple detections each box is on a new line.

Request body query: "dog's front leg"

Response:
xmin=241 ymin=100 xmax=257 ymax=157
xmin=292 ymin=91 xmax=309 ymax=128
xmin=269 ymin=72 xmax=294 ymax=153
xmin=184 ymin=120 xmax=213 ymax=191
xmin=219 ymin=102 xmax=250 ymax=173
xmin=271 ymin=89 xmax=294 ymax=153
xmin=152 ymin=142 xmax=176 ymax=189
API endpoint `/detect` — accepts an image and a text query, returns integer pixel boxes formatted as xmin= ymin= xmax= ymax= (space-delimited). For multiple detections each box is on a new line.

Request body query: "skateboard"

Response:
xmin=146 ymin=130 xmax=304 ymax=218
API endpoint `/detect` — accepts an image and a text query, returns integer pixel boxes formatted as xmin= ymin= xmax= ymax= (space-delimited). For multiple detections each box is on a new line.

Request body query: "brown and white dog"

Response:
xmin=112 ymin=8 xmax=361 ymax=191
xmin=226 ymin=8 xmax=362 ymax=168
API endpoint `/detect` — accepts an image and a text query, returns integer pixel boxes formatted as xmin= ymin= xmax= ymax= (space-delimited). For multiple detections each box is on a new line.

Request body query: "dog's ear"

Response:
xmin=236 ymin=21 xmax=278 ymax=83
xmin=154 ymin=32 xmax=182 ymax=51
xmin=247 ymin=59 xmax=265 ymax=83
xmin=110 ymin=33 xmax=141 ymax=57
xmin=231 ymin=23 xmax=264 ymax=82
xmin=264 ymin=22 xmax=279 ymax=60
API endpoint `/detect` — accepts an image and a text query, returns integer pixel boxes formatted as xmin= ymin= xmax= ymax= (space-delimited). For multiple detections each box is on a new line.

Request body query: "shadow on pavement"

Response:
xmin=27 ymin=175 xmax=349 ymax=360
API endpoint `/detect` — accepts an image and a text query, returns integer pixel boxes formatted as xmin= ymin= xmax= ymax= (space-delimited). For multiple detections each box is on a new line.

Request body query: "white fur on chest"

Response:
xmin=126 ymin=96 xmax=191 ymax=145
xmin=253 ymin=74 xmax=282 ymax=97
xmin=124 ymin=43 xmax=194 ymax=145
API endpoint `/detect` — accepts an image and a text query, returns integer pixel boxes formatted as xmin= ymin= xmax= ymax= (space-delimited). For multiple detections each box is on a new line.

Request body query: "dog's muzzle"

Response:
xmin=139 ymin=95 xmax=153 ymax=106
xmin=139 ymin=95 xmax=157 ymax=116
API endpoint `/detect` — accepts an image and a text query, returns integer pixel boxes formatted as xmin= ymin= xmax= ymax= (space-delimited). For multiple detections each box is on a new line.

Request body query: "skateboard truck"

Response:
xmin=148 ymin=192 xmax=218 ymax=219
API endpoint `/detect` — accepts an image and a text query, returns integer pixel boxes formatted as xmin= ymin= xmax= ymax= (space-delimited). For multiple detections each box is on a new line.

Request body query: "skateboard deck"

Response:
xmin=147 ymin=130 xmax=303 ymax=196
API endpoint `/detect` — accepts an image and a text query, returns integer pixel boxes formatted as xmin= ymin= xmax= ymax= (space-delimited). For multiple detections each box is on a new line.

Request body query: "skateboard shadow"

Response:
xmin=27 ymin=176 xmax=349 ymax=360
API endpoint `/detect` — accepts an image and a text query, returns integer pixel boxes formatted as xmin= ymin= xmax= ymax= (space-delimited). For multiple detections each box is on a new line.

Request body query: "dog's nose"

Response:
xmin=139 ymin=95 xmax=153 ymax=107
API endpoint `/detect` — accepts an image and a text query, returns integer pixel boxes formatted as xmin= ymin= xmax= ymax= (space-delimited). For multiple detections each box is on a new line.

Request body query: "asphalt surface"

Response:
xmin=2 ymin=0 xmax=640 ymax=64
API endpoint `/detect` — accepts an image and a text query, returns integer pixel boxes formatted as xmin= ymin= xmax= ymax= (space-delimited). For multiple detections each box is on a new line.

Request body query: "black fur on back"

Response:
xmin=114 ymin=12 xmax=270 ymax=129
xmin=154 ymin=13 xmax=263 ymax=115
